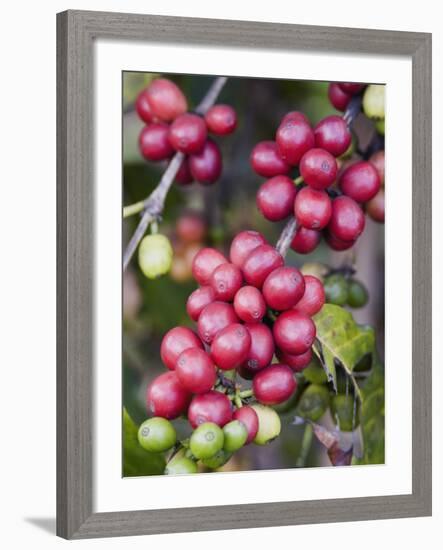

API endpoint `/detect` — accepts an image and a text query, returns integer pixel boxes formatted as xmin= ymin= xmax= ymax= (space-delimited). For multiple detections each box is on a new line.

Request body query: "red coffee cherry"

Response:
xmin=328 ymin=196 xmax=365 ymax=242
xmin=135 ymin=88 xmax=155 ymax=123
xmin=176 ymin=348 xmax=216 ymax=394
xmin=328 ymin=83 xmax=351 ymax=112
xmin=176 ymin=212 xmax=206 ymax=243
xmin=147 ymin=371 xmax=191 ymax=419
xmin=192 ymin=247 xmax=227 ymax=285
xmin=160 ymin=326 xmax=203 ymax=370
xmin=189 ymin=139 xmax=222 ymax=184
xmin=369 ymin=150 xmax=385 ymax=185
xmin=256 ymin=176 xmax=297 ymax=221
xmin=210 ymin=263 xmax=243 ymax=302
xmin=339 ymin=161 xmax=381 ymax=203
xmin=314 ymin=115 xmax=352 ymax=157
xmin=290 ymin=226 xmax=322 ymax=254
xmin=325 ymin=232 xmax=356 ymax=251
xmin=146 ymin=78 xmax=188 ymax=122
xmin=242 ymin=244 xmax=284 ymax=288
xmin=276 ymin=348 xmax=313 ymax=372
xmin=294 ymin=187 xmax=332 ymax=230
xmin=299 ymin=148 xmax=338 ymax=190
xmin=175 ymin=158 xmax=194 ymax=185
xmin=338 ymin=82 xmax=365 ymax=95
xmin=294 ymin=275 xmax=325 ymax=316
xmin=273 ymin=310 xmax=316 ymax=355
xmin=169 ymin=113 xmax=207 ymax=154
xmin=138 ymin=123 xmax=174 ymax=161
xmin=250 ymin=141 xmax=291 ymax=177
xmin=262 ymin=266 xmax=305 ymax=311
xmin=281 ymin=111 xmax=310 ymax=125
xmin=366 ymin=188 xmax=385 ymax=223
xmin=197 ymin=301 xmax=238 ymax=344
xmin=229 ymin=230 xmax=267 ymax=268
xmin=188 ymin=390 xmax=233 ymax=428
xmin=233 ymin=285 xmax=266 ymax=323
xmin=253 ymin=364 xmax=297 ymax=405
xmin=276 ymin=118 xmax=315 ymax=165
xmin=242 ymin=323 xmax=275 ymax=373
xmin=233 ymin=406 xmax=259 ymax=444
xmin=210 ymin=323 xmax=252 ymax=370
xmin=205 ymin=104 xmax=237 ymax=135
xmin=186 ymin=286 xmax=216 ymax=322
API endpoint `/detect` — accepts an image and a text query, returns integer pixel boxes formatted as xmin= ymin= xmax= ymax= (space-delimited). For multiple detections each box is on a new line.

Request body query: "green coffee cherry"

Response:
xmin=296 ymin=384 xmax=330 ymax=422
xmin=251 ymin=404 xmax=281 ymax=445
xmin=331 ymin=394 xmax=360 ymax=431
xmin=324 ymin=274 xmax=349 ymax=306
xmin=363 ymin=84 xmax=385 ymax=120
xmin=202 ymin=449 xmax=233 ymax=469
xmin=223 ymin=420 xmax=248 ymax=452
xmin=347 ymin=279 xmax=368 ymax=308
xmin=300 ymin=262 xmax=329 ymax=283
xmin=164 ymin=456 xmax=198 ymax=475
xmin=190 ymin=422 xmax=224 ymax=459
xmin=137 ymin=417 xmax=176 ymax=453
xmin=272 ymin=390 xmax=298 ymax=414
xmin=375 ymin=119 xmax=385 ymax=135
xmin=138 ymin=234 xmax=173 ymax=279
xmin=303 ymin=355 xmax=328 ymax=385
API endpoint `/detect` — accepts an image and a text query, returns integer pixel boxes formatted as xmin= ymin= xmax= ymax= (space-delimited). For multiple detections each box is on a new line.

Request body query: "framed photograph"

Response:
xmin=57 ymin=10 xmax=432 ymax=539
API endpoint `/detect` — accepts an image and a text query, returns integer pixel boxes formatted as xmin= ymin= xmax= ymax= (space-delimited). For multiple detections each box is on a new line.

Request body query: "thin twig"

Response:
xmin=296 ymin=422 xmax=314 ymax=467
xmin=343 ymin=95 xmax=362 ymax=127
xmin=123 ymin=76 xmax=228 ymax=271
xmin=276 ymin=217 xmax=298 ymax=258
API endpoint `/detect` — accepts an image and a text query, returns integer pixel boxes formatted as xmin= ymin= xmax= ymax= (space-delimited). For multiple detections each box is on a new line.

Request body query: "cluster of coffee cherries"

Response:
xmin=135 ymin=78 xmax=237 ymax=185
xmin=138 ymin=230 xmax=327 ymax=474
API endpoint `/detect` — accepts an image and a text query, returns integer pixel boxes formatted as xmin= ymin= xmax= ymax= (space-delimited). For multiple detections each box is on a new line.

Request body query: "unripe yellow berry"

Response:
xmin=138 ymin=234 xmax=173 ymax=279
xmin=363 ymin=85 xmax=385 ymax=120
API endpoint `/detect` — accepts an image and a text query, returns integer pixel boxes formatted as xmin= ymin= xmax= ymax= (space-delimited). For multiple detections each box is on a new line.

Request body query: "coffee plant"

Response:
xmin=123 ymin=76 xmax=385 ymax=475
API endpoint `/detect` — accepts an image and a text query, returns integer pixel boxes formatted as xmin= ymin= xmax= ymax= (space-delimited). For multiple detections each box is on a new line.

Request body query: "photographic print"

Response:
xmin=122 ymin=72 xmax=385 ymax=477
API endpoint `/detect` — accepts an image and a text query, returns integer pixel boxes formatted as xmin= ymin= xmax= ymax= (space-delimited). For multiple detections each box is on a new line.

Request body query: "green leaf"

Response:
xmin=123 ymin=408 xmax=166 ymax=477
xmin=313 ymin=305 xmax=376 ymax=401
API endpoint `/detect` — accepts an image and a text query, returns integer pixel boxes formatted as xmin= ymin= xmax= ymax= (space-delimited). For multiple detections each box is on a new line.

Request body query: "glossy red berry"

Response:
xmin=233 ymin=406 xmax=259 ymax=444
xmin=299 ymin=148 xmax=338 ymax=190
xmin=276 ymin=348 xmax=312 ymax=372
xmin=276 ymin=118 xmax=315 ymax=166
xmin=229 ymin=230 xmax=267 ymax=268
xmin=146 ymin=78 xmax=187 ymax=122
xmin=210 ymin=323 xmax=251 ymax=370
xmin=192 ymin=247 xmax=227 ymax=285
xmin=314 ymin=116 xmax=352 ymax=157
xmin=250 ymin=141 xmax=291 ymax=177
xmin=294 ymin=275 xmax=325 ymax=316
xmin=197 ymin=301 xmax=238 ymax=344
xmin=262 ymin=266 xmax=305 ymax=311
xmin=160 ymin=326 xmax=203 ymax=371
xmin=325 ymin=232 xmax=356 ymax=251
xmin=205 ymin=104 xmax=237 ymax=135
xmin=290 ymin=226 xmax=322 ymax=254
xmin=253 ymin=364 xmax=297 ymax=405
xmin=281 ymin=111 xmax=310 ymax=125
xmin=328 ymin=196 xmax=365 ymax=242
xmin=189 ymin=139 xmax=222 ymax=184
xmin=188 ymin=390 xmax=233 ymax=428
xmin=210 ymin=263 xmax=243 ymax=302
xmin=233 ymin=285 xmax=266 ymax=324
xmin=168 ymin=113 xmax=207 ymax=154
xmin=328 ymin=83 xmax=351 ymax=112
xmin=366 ymin=188 xmax=385 ymax=223
xmin=135 ymin=88 xmax=155 ymax=123
xmin=175 ymin=158 xmax=193 ymax=185
xmin=273 ymin=310 xmax=316 ymax=355
xmin=294 ymin=187 xmax=332 ymax=230
xmin=176 ymin=213 xmax=206 ymax=243
xmin=186 ymin=286 xmax=215 ymax=321
xmin=242 ymin=323 xmax=275 ymax=373
xmin=242 ymin=245 xmax=284 ymax=288
xmin=339 ymin=161 xmax=381 ymax=203
xmin=338 ymin=82 xmax=365 ymax=95
xmin=139 ymin=123 xmax=174 ymax=161
xmin=147 ymin=371 xmax=191 ymax=419
xmin=256 ymin=176 xmax=297 ymax=221
xmin=175 ymin=348 xmax=216 ymax=394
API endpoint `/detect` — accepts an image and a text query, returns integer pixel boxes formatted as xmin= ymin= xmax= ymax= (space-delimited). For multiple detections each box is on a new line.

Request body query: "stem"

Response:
xmin=238 ymin=389 xmax=253 ymax=399
xmin=343 ymin=95 xmax=362 ymax=127
xmin=123 ymin=76 xmax=228 ymax=271
xmin=123 ymin=200 xmax=145 ymax=218
xmin=296 ymin=422 xmax=314 ymax=467
xmin=276 ymin=217 xmax=298 ymax=258
xmin=294 ymin=175 xmax=304 ymax=186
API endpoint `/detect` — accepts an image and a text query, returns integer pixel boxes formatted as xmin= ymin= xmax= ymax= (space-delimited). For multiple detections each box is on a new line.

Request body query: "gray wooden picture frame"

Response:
xmin=57 ymin=9 xmax=432 ymax=539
